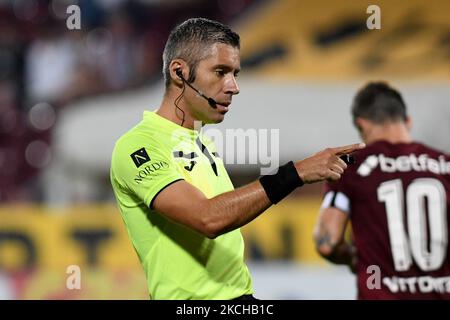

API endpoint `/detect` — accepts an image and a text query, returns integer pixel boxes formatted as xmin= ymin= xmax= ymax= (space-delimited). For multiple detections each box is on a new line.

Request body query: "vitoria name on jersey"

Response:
xmin=358 ymin=154 xmax=450 ymax=177
xmin=383 ymin=276 xmax=450 ymax=294
xmin=134 ymin=161 xmax=169 ymax=183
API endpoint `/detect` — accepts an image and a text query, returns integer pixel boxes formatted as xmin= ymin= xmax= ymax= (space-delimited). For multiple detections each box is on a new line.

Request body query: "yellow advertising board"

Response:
xmin=0 ymin=198 xmax=325 ymax=271
xmin=0 ymin=198 xmax=328 ymax=299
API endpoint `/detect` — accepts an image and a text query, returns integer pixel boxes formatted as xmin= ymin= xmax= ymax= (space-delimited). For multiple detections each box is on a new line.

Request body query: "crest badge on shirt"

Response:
xmin=130 ymin=147 xmax=151 ymax=168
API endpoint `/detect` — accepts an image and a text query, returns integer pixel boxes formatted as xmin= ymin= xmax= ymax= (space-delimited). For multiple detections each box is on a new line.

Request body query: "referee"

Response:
xmin=110 ymin=18 xmax=364 ymax=300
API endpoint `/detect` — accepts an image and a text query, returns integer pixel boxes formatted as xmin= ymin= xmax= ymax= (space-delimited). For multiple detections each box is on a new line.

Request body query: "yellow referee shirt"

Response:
xmin=110 ymin=111 xmax=253 ymax=299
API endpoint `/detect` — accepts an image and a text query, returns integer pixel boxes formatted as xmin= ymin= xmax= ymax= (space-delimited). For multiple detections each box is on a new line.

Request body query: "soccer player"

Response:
xmin=110 ymin=18 xmax=364 ymax=300
xmin=314 ymin=82 xmax=450 ymax=299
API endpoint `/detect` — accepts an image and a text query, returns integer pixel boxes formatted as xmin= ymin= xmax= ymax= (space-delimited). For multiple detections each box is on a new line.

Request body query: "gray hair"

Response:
xmin=162 ymin=18 xmax=240 ymax=88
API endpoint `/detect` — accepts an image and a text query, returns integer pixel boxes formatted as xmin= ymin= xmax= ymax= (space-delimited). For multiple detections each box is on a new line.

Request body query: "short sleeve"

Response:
xmin=321 ymin=174 xmax=351 ymax=214
xmin=111 ymin=135 xmax=183 ymax=208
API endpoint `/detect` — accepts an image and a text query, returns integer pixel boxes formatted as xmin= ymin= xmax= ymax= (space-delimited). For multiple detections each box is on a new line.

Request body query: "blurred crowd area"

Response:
xmin=1 ymin=0 xmax=448 ymax=203
xmin=0 ymin=0 xmax=257 ymax=202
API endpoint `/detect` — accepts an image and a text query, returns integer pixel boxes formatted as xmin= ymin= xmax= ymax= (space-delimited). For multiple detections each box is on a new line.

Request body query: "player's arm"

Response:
xmin=313 ymin=205 xmax=356 ymax=269
xmin=153 ymin=143 xmax=365 ymax=239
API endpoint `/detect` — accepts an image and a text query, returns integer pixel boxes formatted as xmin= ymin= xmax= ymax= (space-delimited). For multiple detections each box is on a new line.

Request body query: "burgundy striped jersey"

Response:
xmin=322 ymin=141 xmax=450 ymax=299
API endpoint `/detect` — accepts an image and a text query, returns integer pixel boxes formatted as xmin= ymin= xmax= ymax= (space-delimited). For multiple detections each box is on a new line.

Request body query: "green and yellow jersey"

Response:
xmin=110 ymin=111 xmax=253 ymax=299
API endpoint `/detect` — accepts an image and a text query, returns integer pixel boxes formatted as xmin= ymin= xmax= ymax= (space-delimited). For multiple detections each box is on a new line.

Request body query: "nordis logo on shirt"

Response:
xmin=134 ymin=161 xmax=170 ymax=184
xmin=357 ymin=154 xmax=450 ymax=177
xmin=130 ymin=148 xmax=151 ymax=168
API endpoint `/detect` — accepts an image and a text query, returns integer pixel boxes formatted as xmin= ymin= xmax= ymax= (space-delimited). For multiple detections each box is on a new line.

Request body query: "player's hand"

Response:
xmin=294 ymin=143 xmax=365 ymax=183
xmin=349 ymin=245 xmax=358 ymax=274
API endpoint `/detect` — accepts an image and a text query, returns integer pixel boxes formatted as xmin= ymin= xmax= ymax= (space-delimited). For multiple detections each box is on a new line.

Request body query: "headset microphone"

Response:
xmin=175 ymin=69 xmax=217 ymax=109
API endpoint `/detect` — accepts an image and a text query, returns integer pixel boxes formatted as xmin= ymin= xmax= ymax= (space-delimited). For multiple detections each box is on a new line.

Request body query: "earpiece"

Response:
xmin=173 ymin=68 xmax=217 ymax=109
xmin=175 ymin=68 xmax=183 ymax=79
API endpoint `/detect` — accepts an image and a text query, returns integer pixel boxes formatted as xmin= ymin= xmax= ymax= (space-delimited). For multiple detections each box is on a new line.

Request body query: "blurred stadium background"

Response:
xmin=0 ymin=0 xmax=449 ymax=299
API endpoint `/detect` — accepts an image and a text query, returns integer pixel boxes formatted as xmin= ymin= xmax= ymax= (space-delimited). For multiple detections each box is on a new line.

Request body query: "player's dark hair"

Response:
xmin=162 ymin=18 xmax=240 ymax=89
xmin=351 ymin=82 xmax=408 ymax=125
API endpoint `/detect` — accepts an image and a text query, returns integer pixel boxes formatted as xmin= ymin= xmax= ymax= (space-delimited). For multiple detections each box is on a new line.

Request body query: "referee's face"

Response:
xmin=187 ymin=43 xmax=240 ymax=124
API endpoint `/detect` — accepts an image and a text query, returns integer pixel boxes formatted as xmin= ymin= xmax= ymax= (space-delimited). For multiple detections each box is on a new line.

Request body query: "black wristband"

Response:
xmin=259 ymin=161 xmax=304 ymax=204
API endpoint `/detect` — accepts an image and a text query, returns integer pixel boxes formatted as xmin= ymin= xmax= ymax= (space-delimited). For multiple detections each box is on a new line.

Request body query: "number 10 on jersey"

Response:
xmin=377 ymin=178 xmax=447 ymax=272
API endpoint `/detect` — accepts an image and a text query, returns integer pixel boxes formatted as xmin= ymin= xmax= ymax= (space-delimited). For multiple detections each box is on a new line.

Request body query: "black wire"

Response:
xmin=174 ymin=82 xmax=186 ymax=127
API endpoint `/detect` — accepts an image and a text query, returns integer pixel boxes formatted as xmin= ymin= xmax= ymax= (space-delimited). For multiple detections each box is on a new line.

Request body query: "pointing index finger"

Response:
xmin=332 ymin=143 xmax=366 ymax=156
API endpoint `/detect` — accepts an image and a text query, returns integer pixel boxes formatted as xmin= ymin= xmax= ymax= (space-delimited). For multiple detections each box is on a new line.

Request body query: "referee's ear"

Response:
xmin=169 ymin=59 xmax=186 ymax=87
